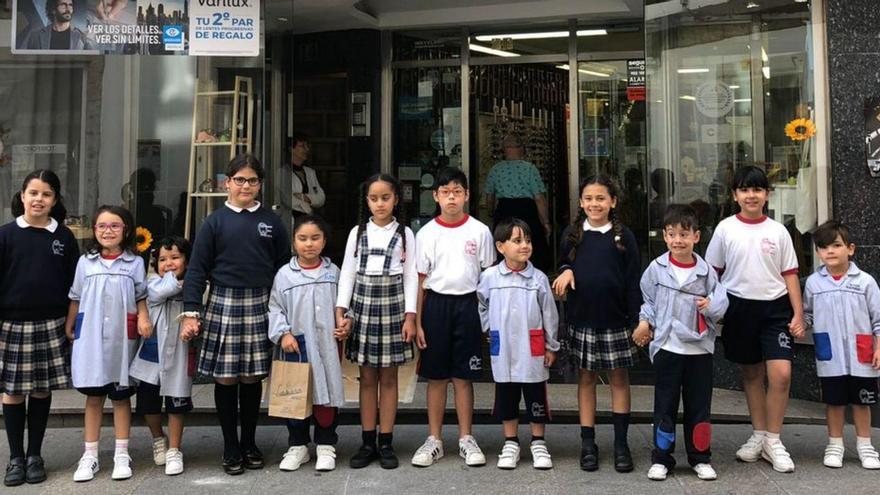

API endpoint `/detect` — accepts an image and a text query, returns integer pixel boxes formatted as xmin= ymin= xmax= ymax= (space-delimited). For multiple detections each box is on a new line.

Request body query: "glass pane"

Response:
xmin=394 ymin=29 xmax=463 ymax=62
xmin=470 ymin=26 xmax=569 ymax=58
xmin=576 ymin=26 xmax=644 ymax=54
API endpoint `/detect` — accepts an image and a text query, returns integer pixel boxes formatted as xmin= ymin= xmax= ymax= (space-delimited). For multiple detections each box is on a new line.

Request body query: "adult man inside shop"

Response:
xmin=27 ymin=0 xmax=95 ymax=51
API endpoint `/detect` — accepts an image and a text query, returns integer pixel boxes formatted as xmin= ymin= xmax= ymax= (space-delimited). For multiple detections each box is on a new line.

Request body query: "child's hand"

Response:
xmin=416 ymin=325 xmax=427 ymax=350
xmin=696 ymin=297 xmax=710 ymax=312
xmin=64 ymin=322 xmax=75 ymax=341
xmin=872 ymin=348 xmax=880 ymax=370
xmin=632 ymin=321 xmax=653 ymax=347
xmin=552 ymin=269 xmax=575 ymax=297
xmin=280 ymin=333 xmax=300 ymax=354
xmin=402 ymin=314 xmax=416 ymax=343
xmin=333 ymin=322 xmax=351 ymax=341
xmin=544 ymin=350 xmax=556 ymax=368
xmin=788 ymin=314 xmax=805 ymax=339
xmin=138 ymin=315 xmax=153 ymax=339
xmin=180 ymin=317 xmax=199 ymax=342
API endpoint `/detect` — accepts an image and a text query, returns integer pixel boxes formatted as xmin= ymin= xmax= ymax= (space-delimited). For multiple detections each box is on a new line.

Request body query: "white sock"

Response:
xmin=857 ymin=437 xmax=873 ymax=448
xmin=84 ymin=441 xmax=99 ymax=457
xmin=828 ymin=437 xmax=844 ymax=447
xmin=754 ymin=430 xmax=768 ymax=438
xmin=115 ymin=438 xmax=129 ymax=456
xmin=765 ymin=432 xmax=780 ymax=443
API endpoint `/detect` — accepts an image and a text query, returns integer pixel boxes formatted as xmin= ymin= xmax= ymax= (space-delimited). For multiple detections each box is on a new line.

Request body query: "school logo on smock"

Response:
xmin=468 ymin=355 xmax=482 ymax=370
xmin=761 ymin=238 xmax=777 ymax=255
xmin=51 ymin=240 xmax=65 ymax=256
xmin=531 ymin=401 xmax=546 ymax=418
xmin=464 ymin=239 xmax=477 ymax=256
xmin=777 ymin=332 xmax=791 ymax=349
xmin=859 ymin=388 xmax=876 ymax=404
xmin=257 ymin=222 xmax=274 ymax=238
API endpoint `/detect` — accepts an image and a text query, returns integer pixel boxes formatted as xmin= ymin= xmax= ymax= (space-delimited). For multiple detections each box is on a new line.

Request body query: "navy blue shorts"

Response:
xmin=136 ymin=382 xmax=193 ymax=415
xmin=493 ymin=382 xmax=550 ymax=423
xmin=721 ymin=293 xmax=793 ymax=364
xmin=820 ymin=375 xmax=879 ymax=406
xmin=77 ymin=383 xmax=136 ymax=401
xmin=418 ymin=291 xmax=483 ymax=380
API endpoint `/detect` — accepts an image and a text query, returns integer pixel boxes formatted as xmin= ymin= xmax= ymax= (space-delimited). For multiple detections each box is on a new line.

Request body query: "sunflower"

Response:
xmin=135 ymin=226 xmax=153 ymax=254
xmin=784 ymin=118 xmax=816 ymax=141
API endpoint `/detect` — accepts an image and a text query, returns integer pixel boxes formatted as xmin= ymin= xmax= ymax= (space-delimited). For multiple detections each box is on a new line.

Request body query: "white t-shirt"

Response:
xmin=416 ymin=215 xmax=495 ymax=295
xmin=662 ymin=259 xmax=705 ymax=355
xmin=705 ymin=214 xmax=798 ymax=300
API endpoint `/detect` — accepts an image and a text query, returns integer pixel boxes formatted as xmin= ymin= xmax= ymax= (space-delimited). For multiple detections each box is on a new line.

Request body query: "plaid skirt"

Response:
xmin=198 ymin=286 xmax=272 ymax=378
xmin=569 ymin=324 xmax=637 ymax=371
xmin=0 ymin=317 xmax=70 ymax=395
xmin=346 ymin=273 xmax=413 ymax=367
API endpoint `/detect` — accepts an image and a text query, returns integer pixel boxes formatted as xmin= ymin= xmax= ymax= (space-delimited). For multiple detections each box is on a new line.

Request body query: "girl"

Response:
xmin=552 ymin=175 xmax=641 ymax=473
xmin=705 ymin=165 xmax=804 ymax=473
xmin=0 ymin=170 xmax=79 ymax=487
xmin=180 ymin=154 xmax=290 ymax=475
xmin=335 ymin=173 xmax=417 ymax=469
xmin=269 ymin=215 xmax=347 ymax=472
xmin=129 ymin=236 xmax=193 ymax=476
xmin=66 ymin=204 xmax=151 ymax=482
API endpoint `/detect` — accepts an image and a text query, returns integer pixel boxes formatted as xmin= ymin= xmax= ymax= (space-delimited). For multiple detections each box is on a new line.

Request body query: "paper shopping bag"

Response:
xmin=268 ymin=352 xmax=312 ymax=420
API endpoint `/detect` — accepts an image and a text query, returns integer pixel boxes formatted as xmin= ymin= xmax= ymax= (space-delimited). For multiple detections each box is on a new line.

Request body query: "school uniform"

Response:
xmin=0 ymin=217 xmax=79 ymax=395
xmin=639 ymin=252 xmax=728 ymax=469
xmin=804 ymin=262 xmax=880 ymax=406
xmin=705 ymin=214 xmax=798 ymax=364
xmin=68 ymin=250 xmax=147 ymax=399
xmin=130 ymin=272 xmax=194 ymax=414
xmin=558 ymin=221 xmax=641 ymax=371
xmin=337 ymin=219 xmax=417 ymax=367
xmin=477 ymin=261 xmax=559 ymax=423
xmin=416 ymin=215 xmax=494 ymax=380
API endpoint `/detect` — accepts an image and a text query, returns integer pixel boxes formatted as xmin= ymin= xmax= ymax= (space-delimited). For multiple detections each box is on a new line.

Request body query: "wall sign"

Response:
xmin=866 ymin=98 xmax=880 ymax=177
xmin=695 ymin=81 xmax=734 ymax=119
xmin=626 ymin=59 xmax=646 ymax=102
xmin=189 ymin=0 xmax=259 ymax=56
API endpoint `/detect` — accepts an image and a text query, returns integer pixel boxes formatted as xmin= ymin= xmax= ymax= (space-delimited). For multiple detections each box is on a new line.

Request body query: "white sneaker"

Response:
xmin=73 ymin=453 xmax=99 ymax=482
xmin=857 ymin=443 xmax=880 ymax=470
xmin=152 ymin=436 xmax=168 ymax=466
xmin=761 ymin=439 xmax=795 ymax=473
xmin=530 ymin=441 xmax=552 ymax=470
xmin=279 ymin=446 xmax=310 ymax=471
xmin=165 ymin=449 xmax=184 ymax=476
xmin=459 ymin=435 xmax=486 ymax=467
xmin=647 ymin=463 xmax=668 ymax=481
xmin=411 ymin=436 xmax=444 ymax=467
xmin=111 ymin=452 xmax=133 ymax=480
xmin=693 ymin=463 xmax=717 ymax=480
xmin=496 ymin=441 xmax=520 ymax=470
xmin=823 ymin=443 xmax=844 ymax=468
xmin=736 ymin=433 xmax=764 ymax=462
xmin=315 ymin=445 xmax=336 ymax=471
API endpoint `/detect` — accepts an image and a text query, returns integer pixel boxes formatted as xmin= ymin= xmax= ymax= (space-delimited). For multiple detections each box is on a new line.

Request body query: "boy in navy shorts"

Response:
xmin=411 ymin=168 xmax=495 ymax=468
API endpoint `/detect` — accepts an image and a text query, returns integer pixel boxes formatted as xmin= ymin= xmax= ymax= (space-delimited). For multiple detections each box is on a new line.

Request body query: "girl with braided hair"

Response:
xmin=552 ymin=174 xmax=641 ymax=474
xmin=335 ymin=173 xmax=417 ymax=469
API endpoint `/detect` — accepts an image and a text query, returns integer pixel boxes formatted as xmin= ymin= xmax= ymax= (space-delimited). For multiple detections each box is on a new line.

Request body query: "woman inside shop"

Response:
xmin=484 ymin=134 xmax=551 ymax=271
xmin=288 ymin=132 xmax=326 ymax=219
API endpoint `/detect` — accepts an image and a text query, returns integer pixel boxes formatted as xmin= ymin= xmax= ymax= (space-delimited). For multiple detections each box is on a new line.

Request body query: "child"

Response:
xmin=632 ymin=205 xmax=728 ymax=481
xmin=129 ymin=236 xmax=193 ymax=476
xmin=552 ymin=174 xmax=641 ymax=473
xmin=0 ymin=170 xmax=79 ymax=486
xmin=803 ymin=220 xmax=880 ymax=469
xmin=336 ymin=174 xmax=417 ymax=469
xmin=269 ymin=215 xmax=347 ymax=472
xmin=477 ymin=218 xmax=559 ymax=470
xmin=704 ymin=165 xmax=804 ymax=473
xmin=411 ymin=167 xmax=495 ymax=468
xmin=180 ymin=154 xmax=290 ymax=475
xmin=66 ymin=205 xmax=151 ymax=482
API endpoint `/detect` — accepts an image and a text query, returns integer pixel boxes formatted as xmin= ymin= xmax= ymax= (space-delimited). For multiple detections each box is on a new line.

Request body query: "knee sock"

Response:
xmin=378 ymin=432 xmax=393 ymax=448
xmin=214 ymin=383 xmax=240 ymax=458
xmin=26 ymin=395 xmax=52 ymax=457
xmin=612 ymin=412 xmax=631 ymax=449
xmin=3 ymin=402 xmax=26 ymax=459
xmin=238 ymin=381 xmax=262 ymax=450
xmin=362 ymin=429 xmax=377 ymax=447
xmin=580 ymin=426 xmax=596 ymax=447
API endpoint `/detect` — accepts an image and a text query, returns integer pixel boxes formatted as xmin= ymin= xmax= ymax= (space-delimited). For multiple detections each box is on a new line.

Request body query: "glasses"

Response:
xmin=436 ymin=188 xmax=466 ymax=198
xmin=95 ymin=222 xmax=124 ymax=232
xmin=230 ymin=176 xmax=261 ymax=186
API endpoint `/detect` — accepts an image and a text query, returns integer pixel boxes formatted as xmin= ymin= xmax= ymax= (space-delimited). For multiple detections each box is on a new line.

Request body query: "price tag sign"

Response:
xmin=189 ymin=0 xmax=260 ymax=56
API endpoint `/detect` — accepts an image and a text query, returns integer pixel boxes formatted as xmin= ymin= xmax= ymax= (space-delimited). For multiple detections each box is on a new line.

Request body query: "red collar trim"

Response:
xmin=831 ymin=274 xmax=844 ymax=281
xmin=669 ymin=255 xmax=696 ymax=268
xmin=735 ymin=214 xmax=768 ymax=224
xmin=299 ymin=261 xmax=322 ymax=270
xmin=435 ymin=214 xmax=469 ymax=228
xmin=101 ymin=252 xmax=122 ymax=260
xmin=505 ymin=262 xmax=526 ymax=272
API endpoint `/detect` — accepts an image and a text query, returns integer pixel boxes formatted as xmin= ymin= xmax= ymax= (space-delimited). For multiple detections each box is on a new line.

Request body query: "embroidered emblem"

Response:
xmin=530 ymin=401 xmax=546 ymax=418
xmin=468 ymin=355 xmax=482 ymax=370
xmin=777 ymin=332 xmax=791 ymax=349
xmin=464 ymin=239 xmax=477 ymax=256
xmin=258 ymin=222 xmax=274 ymax=238
xmin=761 ymin=238 xmax=777 ymax=255
xmin=51 ymin=240 xmax=64 ymax=256
xmin=859 ymin=388 xmax=876 ymax=404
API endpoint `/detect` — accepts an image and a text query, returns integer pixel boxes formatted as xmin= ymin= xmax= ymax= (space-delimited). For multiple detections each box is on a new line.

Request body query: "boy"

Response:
xmin=477 ymin=218 xmax=559 ymax=470
xmin=803 ymin=220 xmax=880 ymax=470
xmin=412 ymin=168 xmax=495 ymax=467
xmin=633 ymin=205 xmax=728 ymax=481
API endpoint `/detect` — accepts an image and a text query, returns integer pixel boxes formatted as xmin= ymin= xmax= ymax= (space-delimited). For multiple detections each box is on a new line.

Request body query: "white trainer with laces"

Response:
xmin=735 ymin=433 xmax=764 ymax=462
xmin=459 ymin=435 xmax=487 ymax=467
xmin=164 ymin=449 xmax=184 ymax=476
xmin=411 ymin=436 xmax=444 ymax=467
xmin=530 ymin=441 xmax=552 ymax=470
xmin=496 ymin=441 xmax=520 ymax=470
xmin=647 ymin=463 xmax=668 ymax=481
xmin=73 ymin=453 xmax=99 ymax=482
xmin=857 ymin=443 xmax=880 ymax=470
xmin=315 ymin=445 xmax=337 ymax=471
xmin=111 ymin=452 xmax=133 ymax=480
xmin=693 ymin=463 xmax=717 ymax=480
xmin=823 ymin=443 xmax=844 ymax=468
xmin=762 ymin=439 xmax=795 ymax=473
xmin=279 ymin=445 xmax=310 ymax=471
xmin=152 ymin=436 xmax=168 ymax=466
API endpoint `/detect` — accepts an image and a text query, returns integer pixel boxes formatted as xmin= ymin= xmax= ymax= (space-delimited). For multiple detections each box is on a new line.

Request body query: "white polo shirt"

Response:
xmin=416 ymin=215 xmax=495 ymax=295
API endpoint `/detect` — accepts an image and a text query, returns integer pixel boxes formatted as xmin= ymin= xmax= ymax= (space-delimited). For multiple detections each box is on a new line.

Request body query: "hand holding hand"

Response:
xmin=552 ymin=269 xmax=575 ymax=297
xmin=632 ymin=321 xmax=653 ymax=347
xmin=544 ymin=350 xmax=556 ymax=368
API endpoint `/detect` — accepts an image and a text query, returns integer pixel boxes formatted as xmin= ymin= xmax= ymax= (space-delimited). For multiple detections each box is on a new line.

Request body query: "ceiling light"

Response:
xmin=761 ymin=47 xmax=768 ymax=62
xmin=746 ymin=2 xmax=760 ymax=9
xmin=729 ymin=85 xmax=741 ymax=89
xmin=576 ymin=29 xmax=608 ymax=36
xmin=276 ymin=17 xmax=288 ymax=22
xmin=556 ymin=64 xmax=611 ymax=78
xmin=469 ymin=44 xmax=520 ymax=57
xmin=794 ymin=0 xmax=808 ymax=3
xmin=680 ymin=95 xmax=696 ymax=101
xmin=734 ymin=98 xmax=752 ymax=102
xmin=677 ymin=68 xmax=710 ymax=74
xmin=762 ymin=66 xmax=770 ymax=79
xmin=474 ymin=29 xmax=606 ymax=41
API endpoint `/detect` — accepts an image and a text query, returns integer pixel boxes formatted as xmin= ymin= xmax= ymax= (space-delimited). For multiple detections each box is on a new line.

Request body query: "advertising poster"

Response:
xmin=188 ymin=0 xmax=259 ymax=56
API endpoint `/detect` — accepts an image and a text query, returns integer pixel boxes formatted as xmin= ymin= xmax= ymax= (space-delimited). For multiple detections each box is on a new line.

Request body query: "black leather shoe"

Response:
xmin=378 ymin=443 xmax=399 ymax=470
xmin=580 ymin=443 xmax=599 ymax=472
xmin=25 ymin=456 xmax=46 ymax=484
xmin=242 ymin=447 xmax=264 ymax=470
xmin=4 ymin=457 xmax=26 ymax=487
xmin=614 ymin=445 xmax=634 ymax=473
xmin=222 ymin=456 xmax=245 ymax=475
xmin=349 ymin=443 xmax=378 ymax=469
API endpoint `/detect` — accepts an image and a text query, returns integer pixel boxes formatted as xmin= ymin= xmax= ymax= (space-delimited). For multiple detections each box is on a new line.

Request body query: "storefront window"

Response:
xmin=394 ymin=29 xmax=462 ymax=62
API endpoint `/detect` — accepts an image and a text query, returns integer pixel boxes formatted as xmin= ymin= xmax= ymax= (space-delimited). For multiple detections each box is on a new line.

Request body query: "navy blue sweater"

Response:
xmin=0 ymin=220 xmax=79 ymax=320
xmin=184 ymin=205 xmax=291 ymax=312
xmin=558 ymin=225 xmax=641 ymax=329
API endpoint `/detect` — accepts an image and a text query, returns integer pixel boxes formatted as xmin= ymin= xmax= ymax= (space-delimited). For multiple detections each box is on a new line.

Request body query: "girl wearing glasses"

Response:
xmin=66 ymin=204 xmax=151 ymax=482
xmin=179 ymin=154 xmax=291 ymax=475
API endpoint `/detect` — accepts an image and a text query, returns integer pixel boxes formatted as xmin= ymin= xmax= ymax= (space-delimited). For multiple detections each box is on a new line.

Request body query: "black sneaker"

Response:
xmin=378 ymin=443 xmax=399 ymax=469
xmin=222 ymin=455 xmax=245 ymax=476
xmin=614 ymin=445 xmax=634 ymax=473
xmin=4 ymin=457 xmax=26 ymax=487
xmin=580 ymin=443 xmax=599 ymax=472
xmin=349 ymin=443 xmax=378 ymax=469
xmin=242 ymin=447 xmax=264 ymax=470
xmin=25 ymin=456 xmax=46 ymax=484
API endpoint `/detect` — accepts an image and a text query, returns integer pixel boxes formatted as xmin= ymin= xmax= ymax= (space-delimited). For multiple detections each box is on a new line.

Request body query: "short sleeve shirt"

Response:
xmin=484 ymin=160 xmax=546 ymax=199
xmin=415 ymin=215 xmax=495 ymax=294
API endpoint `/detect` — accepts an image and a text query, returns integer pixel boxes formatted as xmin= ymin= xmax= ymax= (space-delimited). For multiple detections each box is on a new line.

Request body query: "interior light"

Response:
xmin=469 ymin=44 xmax=520 ymax=57
xmin=729 ymin=85 xmax=741 ymax=89
xmin=677 ymin=68 xmax=710 ymax=74
xmin=474 ymin=29 xmax=607 ymax=41
xmin=556 ymin=64 xmax=611 ymax=78
xmin=679 ymin=95 xmax=696 ymax=101
xmin=734 ymin=98 xmax=752 ymax=103
xmin=746 ymin=2 xmax=760 ymax=8
xmin=762 ymin=66 xmax=770 ymax=79
xmin=761 ymin=47 xmax=769 ymax=62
